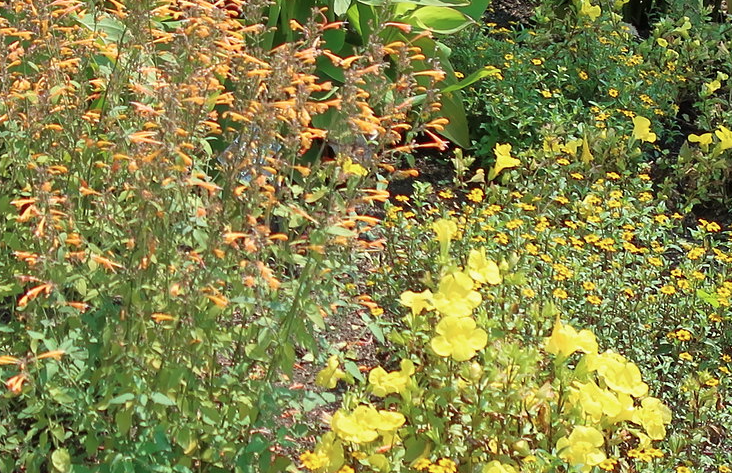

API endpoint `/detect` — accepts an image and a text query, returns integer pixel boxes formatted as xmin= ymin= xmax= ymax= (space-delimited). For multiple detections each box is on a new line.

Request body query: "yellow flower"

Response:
xmin=679 ymin=352 xmax=693 ymax=361
xmin=545 ymin=317 xmax=598 ymax=359
xmin=579 ymin=0 xmax=601 ymax=20
xmin=341 ymin=157 xmax=368 ymax=177
xmin=431 ymin=316 xmax=488 ymax=361
xmin=633 ymin=397 xmax=672 ymax=439
xmin=688 ymin=133 xmax=713 ymax=150
xmin=368 ymin=359 xmax=414 ymax=397
xmin=315 ymin=355 xmax=346 ymax=389
xmin=483 ymin=461 xmax=518 ymax=473
xmin=331 ymin=405 xmax=405 ymax=443
xmin=432 ymin=271 xmax=482 ymax=318
xmin=578 ymin=70 xmax=589 ymax=80
xmin=400 ymin=289 xmax=433 ymax=316
xmin=573 ymin=380 xmax=623 ymax=422
xmin=414 ymin=459 xmax=432 ymax=471
xmin=556 ymin=426 xmax=606 ymax=471
xmin=632 ymin=116 xmax=657 ymax=143
xmin=491 ymin=143 xmax=520 ymax=178
xmin=585 ymin=351 xmax=649 ymax=397
xmin=300 ymin=451 xmax=329 ymax=470
xmin=467 ymin=248 xmax=502 ymax=285
xmin=715 ymin=125 xmax=732 ymax=150
xmin=433 ymin=219 xmax=458 ymax=245
xmin=608 ymin=88 xmax=619 ymax=97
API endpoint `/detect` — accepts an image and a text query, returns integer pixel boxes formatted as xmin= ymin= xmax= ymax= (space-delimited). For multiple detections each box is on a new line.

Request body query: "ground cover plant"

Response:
xmin=1 ymin=0 xmax=732 ymax=473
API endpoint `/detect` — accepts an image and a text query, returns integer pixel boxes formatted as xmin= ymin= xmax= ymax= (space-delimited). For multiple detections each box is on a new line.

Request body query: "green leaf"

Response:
xmin=108 ymin=393 xmax=135 ymax=405
xmin=151 ymin=392 xmax=176 ymax=406
xmin=51 ymin=448 xmax=71 ymax=473
xmin=406 ymin=6 xmax=472 ymax=34
xmin=456 ymin=0 xmax=490 ymax=20
xmin=333 ymin=0 xmax=351 ymax=16
xmin=115 ymin=408 xmax=133 ymax=436
xmin=441 ymin=66 xmax=503 ymax=94
xmin=697 ymin=289 xmax=719 ymax=308
xmin=325 ymin=225 xmax=356 ymax=237
xmin=437 ymin=91 xmax=470 ymax=148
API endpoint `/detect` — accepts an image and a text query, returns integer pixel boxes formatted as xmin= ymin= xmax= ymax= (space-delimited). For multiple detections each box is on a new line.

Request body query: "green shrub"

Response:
xmin=0 ymin=1 xmax=443 ymax=471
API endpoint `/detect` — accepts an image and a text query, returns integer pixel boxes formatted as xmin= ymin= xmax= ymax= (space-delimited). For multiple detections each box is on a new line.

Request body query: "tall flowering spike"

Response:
xmin=545 ymin=317 xmax=598 ymax=359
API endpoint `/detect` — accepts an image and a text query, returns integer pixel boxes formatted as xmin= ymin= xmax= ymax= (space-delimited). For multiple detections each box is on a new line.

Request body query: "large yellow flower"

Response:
xmin=331 ymin=405 xmax=405 ymax=443
xmin=585 ymin=351 xmax=649 ymax=398
xmin=369 ymin=359 xmax=415 ymax=397
xmin=556 ymin=426 xmax=606 ymax=472
xmin=632 ymin=116 xmax=657 ymax=143
xmin=632 ymin=397 xmax=672 ymax=440
xmin=400 ymin=289 xmax=433 ymax=316
xmin=545 ymin=318 xmax=598 ymax=359
xmin=467 ymin=248 xmax=502 ymax=285
xmin=491 ymin=143 xmax=520 ymax=177
xmin=431 ymin=316 xmax=488 ymax=361
xmin=715 ymin=125 xmax=732 ymax=150
xmin=432 ymin=271 xmax=482 ymax=318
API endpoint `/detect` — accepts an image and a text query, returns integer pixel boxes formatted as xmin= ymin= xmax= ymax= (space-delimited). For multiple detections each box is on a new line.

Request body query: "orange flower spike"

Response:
xmin=18 ymin=283 xmax=53 ymax=308
xmin=0 ymin=356 xmax=21 ymax=366
xmin=91 ymin=254 xmax=125 ymax=273
xmin=6 ymin=373 xmax=29 ymax=394
xmin=36 ymin=350 xmax=65 ymax=361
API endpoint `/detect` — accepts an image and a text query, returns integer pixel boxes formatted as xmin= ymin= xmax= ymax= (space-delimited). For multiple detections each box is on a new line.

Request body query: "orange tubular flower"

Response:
xmin=91 ymin=254 xmax=125 ymax=272
xmin=0 ymin=356 xmax=21 ymax=366
xmin=6 ymin=373 xmax=29 ymax=393
xmin=18 ymin=283 xmax=53 ymax=308
xmin=36 ymin=350 xmax=65 ymax=361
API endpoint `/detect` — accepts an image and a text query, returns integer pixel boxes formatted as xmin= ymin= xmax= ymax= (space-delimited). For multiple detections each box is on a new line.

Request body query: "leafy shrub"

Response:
xmin=0 ymin=1 xmax=444 ymax=471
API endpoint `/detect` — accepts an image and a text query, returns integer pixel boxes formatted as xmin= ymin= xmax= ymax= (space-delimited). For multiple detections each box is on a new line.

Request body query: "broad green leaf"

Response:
xmin=51 ymin=448 xmax=71 ymax=473
xmin=333 ymin=0 xmax=351 ymax=16
xmin=437 ymin=91 xmax=470 ymax=148
xmin=151 ymin=392 xmax=176 ymax=406
xmin=115 ymin=409 xmax=133 ymax=436
xmin=406 ymin=6 xmax=472 ymax=34
xmin=108 ymin=393 xmax=135 ymax=405
xmin=456 ymin=0 xmax=491 ymax=20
